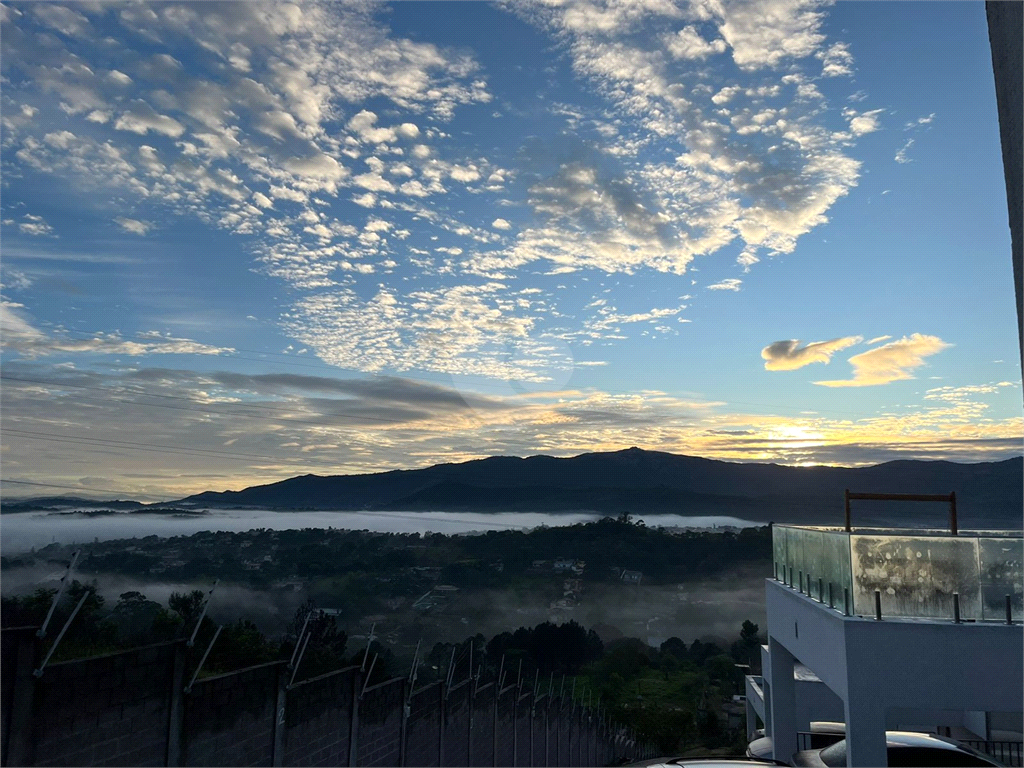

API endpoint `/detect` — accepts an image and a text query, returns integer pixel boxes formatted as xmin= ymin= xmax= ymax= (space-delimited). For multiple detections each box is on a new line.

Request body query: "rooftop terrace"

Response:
xmin=772 ymin=524 xmax=1023 ymax=623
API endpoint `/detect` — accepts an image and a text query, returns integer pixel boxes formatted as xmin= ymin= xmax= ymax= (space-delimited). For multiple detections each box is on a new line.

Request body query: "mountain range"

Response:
xmin=171 ymin=448 xmax=1022 ymax=528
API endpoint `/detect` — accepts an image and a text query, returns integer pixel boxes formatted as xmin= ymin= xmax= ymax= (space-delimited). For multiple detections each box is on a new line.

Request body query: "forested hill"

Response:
xmin=177 ymin=448 xmax=1023 ymax=526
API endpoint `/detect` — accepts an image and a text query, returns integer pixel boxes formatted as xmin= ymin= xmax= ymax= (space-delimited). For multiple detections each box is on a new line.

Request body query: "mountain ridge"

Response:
xmin=173 ymin=448 xmax=1024 ymax=526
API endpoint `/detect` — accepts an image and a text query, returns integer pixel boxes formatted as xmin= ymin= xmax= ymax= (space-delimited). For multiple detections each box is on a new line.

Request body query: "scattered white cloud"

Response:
xmin=15 ymin=214 xmax=55 ymax=237
xmin=895 ymin=138 xmax=915 ymax=164
xmin=707 ymin=278 xmax=742 ymax=291
xmin=761 ymin=336 xmax=863 ymax=371
xmin=491 ymin=218 xmax=512 ymax=230
xmin=905 ymin=113 xmax=935 ymax=130
xmin=115 ymin=217 xmax=151 ymax=235
xmin=846 ymin=107 xmax=884 ymax=135
xmin=818 ymin=42 xmax=853 ymax=77
xmin=114 ymin=101 xmax=186 ymax=137
xmin=815 ymin=334 xmax=951 ymax=387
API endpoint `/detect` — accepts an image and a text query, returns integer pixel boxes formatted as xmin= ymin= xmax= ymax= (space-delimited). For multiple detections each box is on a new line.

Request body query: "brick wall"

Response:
xmin=181 ymin=660 xmax=282 ymax=767
xmin=32 ymin=642 xmax=176 ymax=768
xmin=405 ymin=682 xmax=441 ymax=767
xmin=282 ymin=666 xmax=357 ymax=767
xmin=355 ymin=677 xmax=403 ymax=767
xmin=468 ymin=683 xmax=493 ymax=767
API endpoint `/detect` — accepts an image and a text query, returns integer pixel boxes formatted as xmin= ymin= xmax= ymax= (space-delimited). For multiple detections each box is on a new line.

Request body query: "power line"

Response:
xmin=2 ymin=478 xmax=151 ymax=497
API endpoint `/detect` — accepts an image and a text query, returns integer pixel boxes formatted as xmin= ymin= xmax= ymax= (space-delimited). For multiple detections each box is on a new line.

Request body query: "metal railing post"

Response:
xmin=874 ymin=590 xmax=882 ymax=620
xmin=34 ymin=591 xmax=89 ymax=677
xmin=953 ymin=592 xmax=961 ymax=624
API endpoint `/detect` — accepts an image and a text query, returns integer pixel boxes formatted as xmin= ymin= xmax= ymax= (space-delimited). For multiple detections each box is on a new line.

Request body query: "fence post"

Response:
xmin=467 ymin=679 xmax=473 ymax=767
xmin=438 ymin=678 xmax=446 ymax=768
xmin=512 ymin=687 xmax=518 ymax=768
xmin=3 ymin=628 xmax=40 ymax=768
xmin=165 ymin=640 xmax=186 ymax=767
xmin=348 ymin=668 xmax=361 ymax=767
xmin=544 ymin=699 xmax=549 ymax=767
xmin=492 ymin=685 xmax=499 ymax=768
xmin=272 ymin=662 xmax=288 ymax=767
xmin=399 ymin=679 xmax=409 ymax=767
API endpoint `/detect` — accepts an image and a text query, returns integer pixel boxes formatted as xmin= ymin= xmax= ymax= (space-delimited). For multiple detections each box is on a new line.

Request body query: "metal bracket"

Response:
xmin=185 ymin=624 xmax=223 ymax=693
xmin=187 ymin=579 xmax=219 ymax=648
xmin=33 ymin=590 xmax=88 ymax=677
xmin=37 ymin=549 xmax=80 ymax=639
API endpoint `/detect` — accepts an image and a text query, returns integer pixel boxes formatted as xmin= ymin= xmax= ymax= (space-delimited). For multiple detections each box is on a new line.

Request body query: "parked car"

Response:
xmin=628 ymin=760 xmax=796 ymax=768
xmin=791 ymin=731 xmax=1004 ymax=767
xmin=747 ymin=722 xmax=847 ymax=762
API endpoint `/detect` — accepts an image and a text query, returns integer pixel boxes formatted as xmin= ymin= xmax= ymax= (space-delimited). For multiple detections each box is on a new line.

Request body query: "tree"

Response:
xmin=111 ymin=591 xmax=163 ymax=644
xmin=285 ymin=599 xmax=348 ymax=681
xmin=660 ymin=637 xmax=687 ymax=661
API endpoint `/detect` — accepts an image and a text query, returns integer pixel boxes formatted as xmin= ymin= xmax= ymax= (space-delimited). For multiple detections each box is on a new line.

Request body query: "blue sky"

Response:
xmin=1 ymin=0 xmax=1020 ymax=500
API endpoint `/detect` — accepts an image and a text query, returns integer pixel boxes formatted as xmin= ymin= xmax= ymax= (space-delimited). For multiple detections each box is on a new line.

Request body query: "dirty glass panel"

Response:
xmin=818 ymin=531 xmax=852 ymax=608
xmin=772 ymin=525 xmax=788 ymax=582
xmin=802 ymin=528 xmax=825 ymax=600
xmin=849 ymin=534 xmax=981 ymax=619
xmin=979 ymin=537 xmax=1024 ymax=621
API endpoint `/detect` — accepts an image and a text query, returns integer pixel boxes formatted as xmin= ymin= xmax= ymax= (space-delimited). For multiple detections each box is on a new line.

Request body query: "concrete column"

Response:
xmin=745 ymin=695 xmax=756 ymax=739
xmin=166 ymin=641 xmax=186 ymax=767
xmin=768 ymin=638 xmax=797 ymax=764
xmin=843 ymin=695 xmax=887 ymax=767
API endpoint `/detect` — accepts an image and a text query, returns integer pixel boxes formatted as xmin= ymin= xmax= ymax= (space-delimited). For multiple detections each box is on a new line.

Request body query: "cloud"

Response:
xmin=116 ymin=218 xmax=151 ymax=235
xmin=924 ymin=381 xmax=1018 ymax=403
xmin=895 ymin=138 xmax=915 ymax=164
xmin=904 ymin=113 xmax=935 ymax=130
xmin=707 ymin=278 xmax=742 ymax=291
xmin=665 ymin=26 xmax=727 ymax=60
xmin=1 ymin=303 xmax=233 ymax=359
xmin=491 ymin=218 xmax=512 ymax=230
xmin=16 ymin=214 xmax=55 ymax=237
xmin=815 ymin=334 xmax=951 ymax=387
xmin=761 ymin=336 xmax=863 ymax=371
xmin=113 ymin=100 xmax=186 ymax=137
xmin=818 ymin=42 xmax=853 ymax=77
xmin=846 ymin=107 xmax=883 ymax=135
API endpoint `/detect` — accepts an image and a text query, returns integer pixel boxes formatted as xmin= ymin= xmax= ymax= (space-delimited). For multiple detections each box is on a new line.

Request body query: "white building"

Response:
xmin=746 ymin=523 xmax=1023 ymax=767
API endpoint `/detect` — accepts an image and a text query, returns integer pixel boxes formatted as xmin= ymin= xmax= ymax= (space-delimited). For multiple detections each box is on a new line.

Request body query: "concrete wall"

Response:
xmin=405 ymin=682 xmax=441 ymax=768
xmin=282 ymin=666 xmax=357 ymax=767
xmin=986 ymin=0 xmax=1023 ymax=365
xmin=0 ymin=628 xmax=639 ymax=767
xmin=468 ymin=683 xmax=493 ymax=767
xmin=356 ymin=678 xmax=404 ymax=767
xmin=440 ymin=681 xmax=470 ymax=768
xmin=34 ymin=642 xmax=177 ymax=768
xmin=182 ymin=661 xmax=282 ymax=767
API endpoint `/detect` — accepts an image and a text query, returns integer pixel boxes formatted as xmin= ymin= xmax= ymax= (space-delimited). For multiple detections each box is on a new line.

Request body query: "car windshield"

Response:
xmin=818 ymin=741 xmax=848 ymax=767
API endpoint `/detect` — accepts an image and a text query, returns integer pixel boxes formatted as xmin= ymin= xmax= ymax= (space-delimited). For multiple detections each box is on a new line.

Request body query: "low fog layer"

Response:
xmin=0 ymin=509 xmax=761 ymax=555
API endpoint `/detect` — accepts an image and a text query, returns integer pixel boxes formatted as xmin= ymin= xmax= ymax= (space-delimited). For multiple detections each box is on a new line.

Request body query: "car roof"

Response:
xmin=884 ymin=731 xmax=977 ymax=750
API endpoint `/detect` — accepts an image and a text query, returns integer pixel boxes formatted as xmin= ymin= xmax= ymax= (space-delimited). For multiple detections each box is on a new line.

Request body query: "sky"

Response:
xmin=1 ymin=0 xmax=1021 ymax=501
